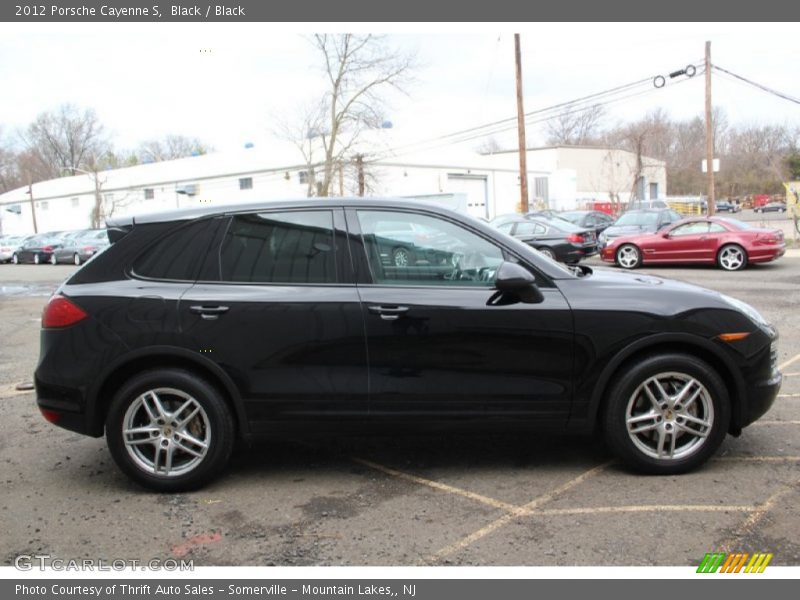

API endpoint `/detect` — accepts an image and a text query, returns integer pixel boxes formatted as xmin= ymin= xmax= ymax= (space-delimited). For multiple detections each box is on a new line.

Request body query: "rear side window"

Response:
xmin=219 ymin=211 xmax=336 ymax=284
xmin=133 ymin=219 xmax=215 ymax=280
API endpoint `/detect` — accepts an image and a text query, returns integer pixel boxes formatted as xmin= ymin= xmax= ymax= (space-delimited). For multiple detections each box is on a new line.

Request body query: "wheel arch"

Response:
xmin=85 ymin=346 xmax=250 ymax=441
xmin=585 ymin=334 xmax=746 ymax=436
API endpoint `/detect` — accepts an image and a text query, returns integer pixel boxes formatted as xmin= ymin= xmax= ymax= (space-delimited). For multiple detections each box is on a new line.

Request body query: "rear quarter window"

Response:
xmin=133 ymin=219 xmax=216 ymax=281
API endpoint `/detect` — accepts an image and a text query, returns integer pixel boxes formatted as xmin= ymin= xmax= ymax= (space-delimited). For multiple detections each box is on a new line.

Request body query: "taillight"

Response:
xmin=82 ymin=246 xmax=97 ymax=252
xmin=42 ymin=295 xmax=88 ymax=328
xmin=42 ymin=245 xmax=53 ymax=253
xmin=567 ymin=233 xmax=583 ymax=244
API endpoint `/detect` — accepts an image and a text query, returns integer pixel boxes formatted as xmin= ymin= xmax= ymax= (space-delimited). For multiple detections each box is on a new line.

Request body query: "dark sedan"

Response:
xmin=51 ymin=230 xmax=110 ymax=265
xmin=492 ymin=214 xmax=597 ymax=263
xmin=557 ymin=210 xmax=616 ymax=235
xmin=599 ymin=208 xmax=682 ymax=247
xmin=715 ymin=201 xmax=740 ymax=213
xmin=35 ymin=199 xmax=781 ymax=491
xmin=754 ymin=202 xmax=787 ymax=214
xmin=11 ymin=234 xmax=64 ymax=264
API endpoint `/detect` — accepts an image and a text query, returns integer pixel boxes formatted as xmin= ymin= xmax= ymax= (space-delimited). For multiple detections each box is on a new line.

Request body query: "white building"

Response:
xmin=0 ymin=144 xmax=666 ymax=235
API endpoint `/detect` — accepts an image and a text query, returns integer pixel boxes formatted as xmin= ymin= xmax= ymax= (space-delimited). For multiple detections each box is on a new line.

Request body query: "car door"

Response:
xmin=648 ymin=221 xmax=711 ymax=262
xmin=348 ymin=208 xmax=574 ymax=423
xmin=178 ymin=208 xmax=368 ymax=431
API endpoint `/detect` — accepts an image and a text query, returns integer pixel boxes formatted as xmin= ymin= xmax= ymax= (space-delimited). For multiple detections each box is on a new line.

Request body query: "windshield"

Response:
xmin=558 ymin=212 xmax=583 ymax=224
xmin=614 ymin=212 xmax=660 ymax=227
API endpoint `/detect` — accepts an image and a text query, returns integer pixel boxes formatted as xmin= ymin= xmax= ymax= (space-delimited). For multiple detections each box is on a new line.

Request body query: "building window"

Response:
xmin=71 ymin=197 xmax=80 ymax=208
xmin=144 ymin=188 xmax=155 ymax=200
xmin=39 ymin=201 xmax=49 ymax=211
xmin=239 ymin=177 xmax=253 ymax=190
xmin=298 ymin=171 xmax=309 ymax=185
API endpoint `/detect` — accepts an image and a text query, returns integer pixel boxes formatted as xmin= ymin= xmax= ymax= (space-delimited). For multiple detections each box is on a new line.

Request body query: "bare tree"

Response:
xmin=309 ymin=34 xmax=415 ymax=197
xmin=475 ymin=136 xmax=504 ymax=155
xmin=544 ymin=104 xmax=605 ymax=146
xmin=20 ymin=104 xmax=108 ymax=179
xmin=137 ymin=134 xmax=211 ymax=163
xmin=0 ymin=127 xmax=22 ymax=193
xmin=272 ymin=101 xmax=328 ymax=196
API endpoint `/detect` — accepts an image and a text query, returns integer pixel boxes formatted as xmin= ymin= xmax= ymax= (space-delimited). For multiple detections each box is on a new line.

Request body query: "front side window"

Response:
xmin=357 ymin=210 xmax=504 ymax=287
xmin=219 ymin=211 xmax=336 ymax=284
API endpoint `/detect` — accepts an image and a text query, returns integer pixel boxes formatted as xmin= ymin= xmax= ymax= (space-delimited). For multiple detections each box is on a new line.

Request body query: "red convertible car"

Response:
xmin=601 ymin=217 xmax=785 ymax=271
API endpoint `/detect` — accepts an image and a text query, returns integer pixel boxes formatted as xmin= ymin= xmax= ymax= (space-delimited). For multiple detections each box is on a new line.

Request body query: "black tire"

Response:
xmin=391 ymin=246 xmax=414 ymax=267
xmin=717 ymin=244 xmax=747 ymax=271
xmin=73 ymin=253 xmax=81 ymax=266
xmin=615 ymin=244 xmax=642 ymax=269
xmin=11 ymin=254 xmax=18 ymax=264
xmin=603 ymin=353 xmax=730 ymax=474
xmin=105 ymin=368 xmax=235 ymax=492
xmin=50 ymin=254 xmax=58 ymax=265
xmin=33 ymin=254 xmax=40 ymax=265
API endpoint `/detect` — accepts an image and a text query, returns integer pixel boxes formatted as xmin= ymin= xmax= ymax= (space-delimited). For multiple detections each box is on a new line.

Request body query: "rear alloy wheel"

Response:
xmin=603 ymin=354 xmax=729 ymax=474
xmin=50 ymin=254 xmax=58 ymax=265
xmin=33 ymin=254 xmax=40 ymax=265
xmin=392 ymin=246 xmax=413 ymax=267
xmin=717 ymin=244 xmax=747 ymax=271
xmin=616 ymin=244 xmax=641 ymax=269
xmin=73 ymin=253 xmax=81 ymax=266
xmin=106 ymin=369 xmax=235 ymax=492
xmin=537 ymin=247 xmax=556 ymax=260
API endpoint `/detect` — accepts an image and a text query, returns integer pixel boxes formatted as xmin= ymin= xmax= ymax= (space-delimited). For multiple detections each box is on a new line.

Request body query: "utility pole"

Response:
xmin=26 ymin=179 xmax=38 ymax=234
xmin=355 ymin=154 xmax=365 ymax=197
xmin=514 ymin=33 xmax=529 ymax=213
xmin=705 ymin=40 xmax=716 ymax=216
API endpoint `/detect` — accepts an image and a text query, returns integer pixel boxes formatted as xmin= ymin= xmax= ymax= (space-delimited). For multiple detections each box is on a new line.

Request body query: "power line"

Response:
xmin=372 ymin=71 xmax=702 ymax=162
xmin=712 ymin=64 xmax=800 ymax=106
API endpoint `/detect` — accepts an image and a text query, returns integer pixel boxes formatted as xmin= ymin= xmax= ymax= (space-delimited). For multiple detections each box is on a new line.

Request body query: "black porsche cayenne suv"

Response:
xmin=35 ymin=199 xmax=781 ymax=491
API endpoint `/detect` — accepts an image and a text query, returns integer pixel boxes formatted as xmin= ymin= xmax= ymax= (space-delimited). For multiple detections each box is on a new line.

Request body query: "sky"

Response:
xmin=0 ymin=22 xmax=798 ymax=159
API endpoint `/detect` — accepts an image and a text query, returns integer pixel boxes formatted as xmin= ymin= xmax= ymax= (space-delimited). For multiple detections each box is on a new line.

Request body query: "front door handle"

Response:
xmin=367 ymin=305 xmax=409 ymax=321
xmin=189 ymin=305 xmax=230 ymax=320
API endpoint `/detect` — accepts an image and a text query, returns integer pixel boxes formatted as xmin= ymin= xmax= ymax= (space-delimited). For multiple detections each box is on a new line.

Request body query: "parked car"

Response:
xmin=11 ymin=233 xmax=64 ymax=264
xmin=0 ymin=235 xmax=26 ymax=263
xmin=492 ymin=214 xmax=597 ymax=263
xmin=754 ymin=202 xmax=787 ymax=214
xmin=557 ymin=210 xmax=616 ymax=235
xmin=50 ymin=230 xmax=110 ymax=265
xmin=368 ymin=218 xmax=465 ymax=267
xmin=715 ymin=200 xmax=740 ymax=213
xmin=35 ymin=199 xmax=781 ymax=491
xmin=628 ymin=199 xmax=669 ymax=210
xmin=525 ymin=209 xmax=561 ymax=220
xmin=601 ymin=217 xmax=785 ymax=271
xmin=599 ymin=208 xmax=683 ymax=247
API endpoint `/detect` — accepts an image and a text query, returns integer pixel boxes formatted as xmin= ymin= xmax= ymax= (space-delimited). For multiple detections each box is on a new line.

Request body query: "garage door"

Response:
xmin=447 ymin=174 xmax=488 ymax=218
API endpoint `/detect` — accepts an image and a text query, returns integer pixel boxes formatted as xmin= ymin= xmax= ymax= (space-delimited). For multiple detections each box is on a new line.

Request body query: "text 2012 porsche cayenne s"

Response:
xmin=35 ymin=200 xmax=781 ymax=491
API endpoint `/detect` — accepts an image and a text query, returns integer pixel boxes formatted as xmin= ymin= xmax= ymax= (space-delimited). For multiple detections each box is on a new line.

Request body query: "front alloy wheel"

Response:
xmin=616 ymin=244 xmax=641 ymax=269
xmin=106 ymin=369 xmax=234 ymax=491
xmin=603 ymin=353 xmax=729 ymax=474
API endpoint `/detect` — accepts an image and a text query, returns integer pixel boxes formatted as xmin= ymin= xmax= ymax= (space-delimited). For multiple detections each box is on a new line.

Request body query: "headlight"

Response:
xmin=720 ymin=294 xmax=769 ymax=327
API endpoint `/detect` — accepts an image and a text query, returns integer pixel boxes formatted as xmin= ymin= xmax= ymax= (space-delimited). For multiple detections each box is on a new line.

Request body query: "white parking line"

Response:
xmin=423 ymin=461 xmax=612 ymax=564
xmin=352 ymin=457 xmax=519 ymax=513
xmin=779 ymin=353 xmax=800 ymax=371
xmin=720 ymin=481 xmax=799 ymax=552
xmin=750 ymin=420 xmax=800 ymax=426
xmin=715 ymin=456 xmax=800 ymax=463
xmin=535 ymin=504 xmax=754 ymax=516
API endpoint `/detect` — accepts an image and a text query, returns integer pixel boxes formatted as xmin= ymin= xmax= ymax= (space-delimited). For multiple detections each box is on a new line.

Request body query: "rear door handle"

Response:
xmin=367 ymin=305 xmax=409 ymax=321
xmin=189 ymin=305 xmax=230 ymax=320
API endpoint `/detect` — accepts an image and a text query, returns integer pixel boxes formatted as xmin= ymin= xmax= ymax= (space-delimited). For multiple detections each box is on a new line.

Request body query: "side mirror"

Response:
xmin=493 ymin=262 xmax=544 ymax=304
xmin=661 ymin=232 xmax=670 ymax=238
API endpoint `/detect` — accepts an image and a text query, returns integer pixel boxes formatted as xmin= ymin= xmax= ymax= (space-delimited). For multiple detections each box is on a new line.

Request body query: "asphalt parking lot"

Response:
xmin=1 ymin=250 xmax=799 ymax=567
